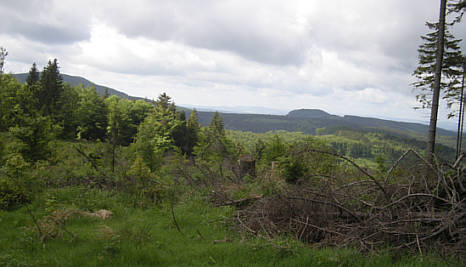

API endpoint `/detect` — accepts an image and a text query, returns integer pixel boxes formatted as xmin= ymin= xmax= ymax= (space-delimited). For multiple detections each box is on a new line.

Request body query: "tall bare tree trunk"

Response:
xmin=458 ymin=61 xmax=466 ymax=158
xmin=427 ymin=0 xmax=447 ymax=165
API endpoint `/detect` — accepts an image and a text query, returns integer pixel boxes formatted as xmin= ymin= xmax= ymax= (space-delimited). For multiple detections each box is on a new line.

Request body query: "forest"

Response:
xmin=0 ymin=59 xmax=464 ymax=266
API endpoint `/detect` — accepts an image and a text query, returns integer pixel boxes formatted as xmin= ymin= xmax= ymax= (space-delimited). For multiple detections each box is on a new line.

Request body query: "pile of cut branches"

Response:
xmin=236 ymin=149 xmax=465 ymax=255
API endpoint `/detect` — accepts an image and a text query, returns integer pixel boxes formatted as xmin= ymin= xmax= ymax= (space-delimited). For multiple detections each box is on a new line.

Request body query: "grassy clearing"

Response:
xmin=0 ymin=187 xmax=455 ymax=266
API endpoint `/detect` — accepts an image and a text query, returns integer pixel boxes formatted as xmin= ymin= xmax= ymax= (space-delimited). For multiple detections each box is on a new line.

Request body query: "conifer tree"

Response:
xmin=413 ymin=22 xmax=464 ymax=117
xmin=38 ymin=59 xmax=64 ymax=117
xmin=187 ymin=109 xmax=200 ymax=135
xmin=179 ymin=109 xmax=201 ymax=155
xmin=209 ymin=111 xmax=225 ymax=137
xmin=412 ymin=0 xmax=464 ymax=162
xmin=26 ymin=63 xmax=39 ymax=85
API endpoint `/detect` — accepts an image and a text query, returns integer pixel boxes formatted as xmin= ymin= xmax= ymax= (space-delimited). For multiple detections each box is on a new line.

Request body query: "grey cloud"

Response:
xmin=94 ymin=0 xmax=311 ymax=66
xmin=2 ymin=0 xmax=464 ymax=123
xmin=0 ymin=0 xmax=91 ymax=44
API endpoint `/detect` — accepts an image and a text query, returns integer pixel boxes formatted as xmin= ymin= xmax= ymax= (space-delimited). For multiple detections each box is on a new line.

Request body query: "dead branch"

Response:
xmin=305 ymin=149 xmax=389 ymax=199
xmin=217 ymin=195 xmax=263 ymax=208
xmin=228 ymin=148 xmax=465 ymax=255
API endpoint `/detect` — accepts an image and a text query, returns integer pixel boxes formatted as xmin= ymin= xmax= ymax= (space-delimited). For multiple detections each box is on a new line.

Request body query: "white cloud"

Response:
xmin=0 ymin=0 xmax=464 ymax=127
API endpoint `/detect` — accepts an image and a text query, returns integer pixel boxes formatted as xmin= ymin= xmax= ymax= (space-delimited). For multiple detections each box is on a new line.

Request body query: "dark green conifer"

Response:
xmin=38 ymin=59 xmax=64 ymax=117
xmin=26 ymin=63 xmax=39 ymax=85
xmin=413 ymin=22 xmax=463 ymax=117
xmin=209 ymin=112 xmax=225 ymax=137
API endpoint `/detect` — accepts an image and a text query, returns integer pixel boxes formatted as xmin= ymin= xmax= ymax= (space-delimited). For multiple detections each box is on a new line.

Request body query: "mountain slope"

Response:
xmin=190 ymin=109 xmax=456 ymax=138
xmin=12 ymin=73 xmax=458 ymax=142
xmin=13 ymin=73 xmax=134 ymax=100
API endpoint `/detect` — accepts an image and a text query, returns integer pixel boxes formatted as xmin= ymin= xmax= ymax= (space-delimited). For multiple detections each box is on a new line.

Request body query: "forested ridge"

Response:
xmin=12 ymin=72 xmax=460 ymax=141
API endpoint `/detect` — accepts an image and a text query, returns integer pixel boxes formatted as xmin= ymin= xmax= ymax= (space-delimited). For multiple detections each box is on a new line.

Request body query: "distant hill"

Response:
xmin=287 ymin=109 xmax=334 ymax=118
xmin=12 ymin=73 xmax=137 ymax=100
xmin=13 ymin=73 xmax=458 ymax=145
xmin=190 ymin=109 xmax=456 ymax=138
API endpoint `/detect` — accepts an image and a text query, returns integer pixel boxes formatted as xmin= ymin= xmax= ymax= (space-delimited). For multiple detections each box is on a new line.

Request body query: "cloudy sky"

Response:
xmin=1 ymin=0 xmax=465 ymax=129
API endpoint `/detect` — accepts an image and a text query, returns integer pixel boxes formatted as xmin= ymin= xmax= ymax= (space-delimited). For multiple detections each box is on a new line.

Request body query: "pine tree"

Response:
xmin=26 ymin=63 xmax=39 ymax=85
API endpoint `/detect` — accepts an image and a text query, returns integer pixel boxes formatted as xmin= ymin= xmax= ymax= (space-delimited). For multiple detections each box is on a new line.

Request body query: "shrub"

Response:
xmin=0 ymin=154 xmax=33 ymax=210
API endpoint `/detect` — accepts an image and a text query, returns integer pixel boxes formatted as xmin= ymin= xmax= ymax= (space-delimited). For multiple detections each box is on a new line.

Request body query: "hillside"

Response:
xmin=287 ymin=108 xmax=334 ymax=118
xmin=13 ymin=73 xmax=135 ymax=100
xmin=190 ymin=109 xmax=458 ymax=142
xmin=13 ymin=73 xmax=459 ymax=144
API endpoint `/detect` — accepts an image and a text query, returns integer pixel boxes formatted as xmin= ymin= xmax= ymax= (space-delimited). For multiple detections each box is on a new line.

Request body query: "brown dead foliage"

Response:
xmin=232 ymin=149 xmax=465 ymax=256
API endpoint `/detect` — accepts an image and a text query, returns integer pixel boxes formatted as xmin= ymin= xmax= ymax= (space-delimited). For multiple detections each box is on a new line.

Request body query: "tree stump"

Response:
xmin=238 ymin=155 xmax=256 ymax=178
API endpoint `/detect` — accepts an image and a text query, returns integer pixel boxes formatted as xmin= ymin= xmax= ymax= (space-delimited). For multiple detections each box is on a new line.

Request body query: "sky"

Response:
xmin=1 ymin=0 xmax=465 ymax=129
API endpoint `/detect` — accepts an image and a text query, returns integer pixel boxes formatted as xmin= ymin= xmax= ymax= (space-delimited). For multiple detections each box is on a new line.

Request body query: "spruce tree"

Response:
xmin=184 ymin=109 xmax=201 ymax=155
xmin=26 ymin=62 xmax=39 ymax=85
xmin=187 ymin=109 xmax=200 ymax=135
xmin=412 ymin=0 xmax=463 ymax=162
xmin=26 ymin=63 xmax=39 ymax=85
xmin=209 ymin=112 xmax=225 ymax=138
xmin=38 ymin=59 xmax=64 ymax=117
xmin=413 ymin=22 xmax=463 ymax=117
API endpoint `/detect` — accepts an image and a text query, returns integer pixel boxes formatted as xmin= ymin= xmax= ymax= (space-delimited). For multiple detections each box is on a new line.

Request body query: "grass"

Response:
xmin=0 ymin=187 xmax=457 ymax=267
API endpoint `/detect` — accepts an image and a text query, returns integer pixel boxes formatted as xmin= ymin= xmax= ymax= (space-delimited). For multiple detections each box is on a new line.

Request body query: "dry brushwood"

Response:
xmin=81 ymin=209 xmax=114 ymax=220
xmin=28 ymin=208 xmax=115 ymax=242
xmin=29 ymin=208 xmax=79 ymax=243
xmin=217 ymin=195 xmax=263 ymax=208
xmin=234 ymin=149 xmax=465 ymax=256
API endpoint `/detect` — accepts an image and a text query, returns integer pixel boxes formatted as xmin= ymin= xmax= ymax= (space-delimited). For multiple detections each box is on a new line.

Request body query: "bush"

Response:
xmin=0 ymin=154 xmax=33 ymax=210
xmin=122 ymin=156 xmax=168 ymax=204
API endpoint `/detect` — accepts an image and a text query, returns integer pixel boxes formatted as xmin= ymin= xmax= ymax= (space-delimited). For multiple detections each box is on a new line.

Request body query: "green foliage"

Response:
xmin=262 ymin=135 xmax=287 ymax=163
xmin=375 ymin=154 xmax=388 ymax=173
xmin=76 ymin=85 xmax=108 ymax=141
xmin=195 ymin=113 xmax=236 ymax=161
xmin=133 ymin=93 xmax=197 ymax=169
xmin=106 ymin=95 xmax=134 ymax=146
xmin=26 ymin=62 xmax=39 ymax=85
xmin=185 ymin=109 xmax=201 ymax=155
xmin=55 ymin=83 xmax=80 ymax=139
xmin=280 ymin=138 xmax=335 ymax=184
xmin=8 ymin=114 xmax=56 ymax=162
xmin=315 ymin=127 xmax=326 ymax=135
xmin=0 ymin=154 xmax=32 ymax=210
xmin=16 ymin=82 xmax=40 ymax=118
xmin=128 ymin=100 xmax=153 ymax=136
xmin=133 ymin=111 xmax=175 ymax=170
xmin=413 ymin=21 xmax=464 ymax=118
xmin=0 ymin=187 xmax=454 ymax=266
xmin=0 ymin=74 xmax=23 ymax=131
xmin=125 ymin=156 xmax=166 ymax=202
xmin=38 ymin=59 xmax=64 ymax=118
xmin=209 ymin=111 xmax=225 ymax=137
